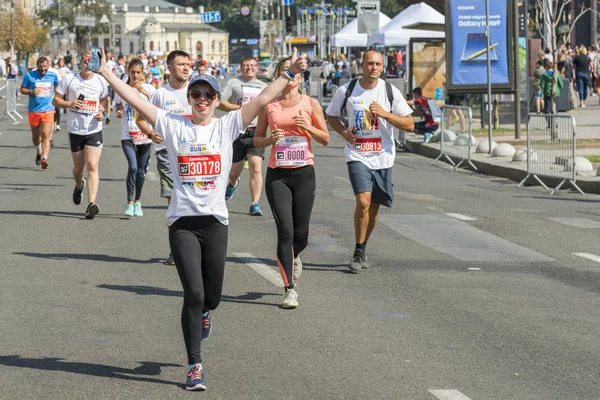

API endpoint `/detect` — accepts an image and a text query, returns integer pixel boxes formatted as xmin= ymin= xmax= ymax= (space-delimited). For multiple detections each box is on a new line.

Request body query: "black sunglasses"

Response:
xmin=189 ymin=88 xmax=218 ymax=100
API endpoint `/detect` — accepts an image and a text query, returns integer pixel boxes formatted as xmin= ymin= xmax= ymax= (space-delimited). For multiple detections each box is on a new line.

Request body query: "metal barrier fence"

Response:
xmin=430 ymin=105 xmax=476 ymax=171
xmin=517 ymin=114 xmax=583 ymax=195
xmin=1 ymin=79 xmax=23 ymax=122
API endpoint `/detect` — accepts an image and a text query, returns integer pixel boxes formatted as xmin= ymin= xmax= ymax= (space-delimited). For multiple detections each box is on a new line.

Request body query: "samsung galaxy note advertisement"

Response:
xmin=445 ymin=0 xmax=514 ymax=91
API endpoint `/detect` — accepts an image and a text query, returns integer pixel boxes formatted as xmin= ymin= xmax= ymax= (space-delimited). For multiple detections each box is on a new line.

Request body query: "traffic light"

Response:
xmin=285 ymin=15 xmax=292 ymax=34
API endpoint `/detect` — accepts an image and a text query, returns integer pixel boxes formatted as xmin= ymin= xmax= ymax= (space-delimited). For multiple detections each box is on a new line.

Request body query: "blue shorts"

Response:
xmin=534 ymin=89 xmax=543 ymax=99
xmin=347 ymin=161 xmax=394 ymax=207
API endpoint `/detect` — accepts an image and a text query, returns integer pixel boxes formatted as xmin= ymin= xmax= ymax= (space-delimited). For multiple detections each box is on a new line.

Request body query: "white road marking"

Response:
xmin=468 ymin=267 xmax=481 ymax=271
xmin=233 ymin=252 xmax=283 ymax=287
xmin=429 ymin=389 xmax=473 ymax=400
xmin=445 ymin=213 xmax=477 ymax=221
xmin=334 ymin=176 xmax=350 ymax=183
xmin=573 ymin=252 xmax=600 ymax=263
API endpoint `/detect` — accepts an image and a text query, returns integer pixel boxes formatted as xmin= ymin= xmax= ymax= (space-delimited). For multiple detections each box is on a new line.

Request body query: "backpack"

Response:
xmin=339 ymin=78 xmax=394 ymax=128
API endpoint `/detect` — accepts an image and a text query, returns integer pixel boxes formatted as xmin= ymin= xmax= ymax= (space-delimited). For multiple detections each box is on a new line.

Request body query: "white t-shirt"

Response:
xmin=106 ymin=59 xmax=116 ymax=72
xmin=56 ymin=73 xmax=109 ymax=135
xmin=149 ymin=83 xmax=192 ymax=151
xmin=326 ymin=78 xmax=412 ymax=170
xmin=153 ymin=108 xmax=244 ymax=226
xmin=115 ymin=64 xmax=126 ymax=79
xmin=114 ymin=83 xmax=156 ymax=143
xmin=58 ymin=66 xmax=70 ymax=81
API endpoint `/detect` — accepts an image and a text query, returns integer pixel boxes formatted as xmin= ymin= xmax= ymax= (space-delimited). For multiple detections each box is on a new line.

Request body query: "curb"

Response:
xmin=407 ymin=138 xmax=600 ymax=195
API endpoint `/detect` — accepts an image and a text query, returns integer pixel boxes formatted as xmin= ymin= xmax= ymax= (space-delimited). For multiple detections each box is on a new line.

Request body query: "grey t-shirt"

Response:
xmin=221 ymin=77 xmax=267 ymax=127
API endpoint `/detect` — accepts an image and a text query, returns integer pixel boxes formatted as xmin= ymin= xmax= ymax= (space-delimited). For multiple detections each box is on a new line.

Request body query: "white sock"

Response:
xmin=37 ymin=144 xmax=42 ymax=153
xmin=42 ymin=155 xmax=47 ymax=160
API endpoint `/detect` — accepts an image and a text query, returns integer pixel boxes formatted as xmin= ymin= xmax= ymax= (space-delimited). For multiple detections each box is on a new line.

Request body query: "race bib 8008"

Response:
xmin=275 ymin=136 xmax=308 ymax=167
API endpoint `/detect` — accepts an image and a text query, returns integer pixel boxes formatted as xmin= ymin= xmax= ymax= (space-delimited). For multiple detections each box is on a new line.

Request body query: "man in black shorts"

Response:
xmin=218 ymin=56 xmax=268 ymax=216
xmin=53 ymin=52 xmax=109 ymax=219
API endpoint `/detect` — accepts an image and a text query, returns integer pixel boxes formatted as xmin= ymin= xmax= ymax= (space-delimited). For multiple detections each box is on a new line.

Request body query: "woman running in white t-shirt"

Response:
xmin=98 ymin=47 xmax=307 ymax=391
xmin=114 ymin=58 xmax=156 ymax=216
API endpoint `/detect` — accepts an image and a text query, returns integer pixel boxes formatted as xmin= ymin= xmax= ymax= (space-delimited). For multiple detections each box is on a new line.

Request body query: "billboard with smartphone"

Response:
xmin=445 ymin=0 xmax=514 ymax=92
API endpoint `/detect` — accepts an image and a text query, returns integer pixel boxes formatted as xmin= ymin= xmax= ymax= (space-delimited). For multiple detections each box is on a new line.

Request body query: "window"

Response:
xmin=219 ymin=41 xmax=223 ymax=53
xmin=196 ymin=41 xmax=203 ymax=53
xmin=130 ymin=41 xmax=134 ymax=54
xmin=115 ymin=24 xmax=122 ymax=34
xmin=166 ymin=41 xmax=170 ymax=52
xmin=149 ymin=41 xmax=154 ymax=51
xmin=158 ymin=41 xmax=161 ymax=51
xmin=211 ymin=40 xmax=215 ymax=51
xmin=174 ymin=40 xmax=178 ymax=49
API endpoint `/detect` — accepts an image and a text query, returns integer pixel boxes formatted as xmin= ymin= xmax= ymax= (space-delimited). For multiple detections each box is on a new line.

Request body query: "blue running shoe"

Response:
xmin=423 ymin=132 xmax=433 ymax=144
xmin=249 ymin=203 xmax=263 ymax=216
xmin=224 ymin=178 xmax=239 ymax=201
xmin=201 ymin=311 xmax=211 ymax=341
xmin=186 ymin=364 xmax=206 ymax=391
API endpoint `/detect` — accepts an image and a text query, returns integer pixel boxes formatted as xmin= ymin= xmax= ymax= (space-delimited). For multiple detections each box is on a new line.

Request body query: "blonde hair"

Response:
xmin=579 ymin=47 xmax=587 ymax=55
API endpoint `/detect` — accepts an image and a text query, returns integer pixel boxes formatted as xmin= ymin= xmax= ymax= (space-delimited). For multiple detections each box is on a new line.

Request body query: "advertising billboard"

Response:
xmin=408 ymin=38 xmax=446 ymax=107
xmin=445 ymin=0 xmax=514 ymax=92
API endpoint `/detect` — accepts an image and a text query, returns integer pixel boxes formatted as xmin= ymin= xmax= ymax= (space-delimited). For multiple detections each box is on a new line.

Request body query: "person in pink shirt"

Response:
xmin=254 ymin=56 xmax=330 ymax=309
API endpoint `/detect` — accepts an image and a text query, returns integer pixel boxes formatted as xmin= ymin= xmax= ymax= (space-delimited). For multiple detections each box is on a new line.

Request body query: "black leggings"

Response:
xmin=121 ymin=140 xmax=151 ymax=202
xmin=265 ymin=166 xmax=316 ymax=288
xmin=169 ymin=216 xmax=228 ymax=365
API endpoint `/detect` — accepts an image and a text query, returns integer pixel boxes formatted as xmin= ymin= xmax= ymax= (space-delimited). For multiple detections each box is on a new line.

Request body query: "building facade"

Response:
xmin=49 ymin=0 xmax=228 ymax=61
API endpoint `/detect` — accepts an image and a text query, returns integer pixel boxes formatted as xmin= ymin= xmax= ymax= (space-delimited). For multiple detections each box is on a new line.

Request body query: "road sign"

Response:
xmin=356 ymin=0 xmax=379 ymax=34
xmin=200 ymin=11 xmax=221 ymax=23
xmin=75 ymin=14 xmax=96 ymax=27
xmin=283 ymin=0 xmax=294 ymax=6
xmin=241 ymin=6 xmax=250 ymax=16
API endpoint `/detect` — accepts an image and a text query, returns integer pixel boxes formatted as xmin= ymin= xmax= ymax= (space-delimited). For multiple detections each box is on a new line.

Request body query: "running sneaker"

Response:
xmin=224 ymin=178 xmax=239 ymax=201
xmin=349 ymin=248 xmax=367 ymax=274
xmin=249 ymin=203 xmax=263 ymax=216
xmin=201 ymin=311 xmax=212 ymax=341
xmin=35 ymin=153 xmax=42 ymax=166
xmin=185 ymin=364 xmax=206 ymax=391
xmin=124 ymin=204 xmax=134 ymax=217
xmin=85 ymin=202 xmax=99 ymax=220
xmin=165 ymin=253 xmax=175 ymax=265
xmin=55 ymin=124 xmax=61 ymax=131
xmin=423 ymin=132 xmax=433 ymax=144
xmin=282 ymin=288 xmax=299 ymax=309
xmin=133 ymin=202 xmax=143 ymax=217
xmin=72 ymin=179 xmax=86 ymax=205
xmin=40 ymin=158 xmax=49 ymax=169
xmin=293 ymin=256 xmax=303 ymax=281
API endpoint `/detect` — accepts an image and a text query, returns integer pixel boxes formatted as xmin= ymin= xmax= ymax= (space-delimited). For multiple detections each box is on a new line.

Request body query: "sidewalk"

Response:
xmin=405 ymin=103 xmax=600 ymax=194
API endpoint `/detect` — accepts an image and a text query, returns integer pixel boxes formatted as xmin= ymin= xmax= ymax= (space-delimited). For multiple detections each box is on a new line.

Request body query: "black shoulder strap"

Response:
xmin=340 ymin=78 xmax=358 ymax=116
xmin=385 ymin=81 xmax=394 ymax=110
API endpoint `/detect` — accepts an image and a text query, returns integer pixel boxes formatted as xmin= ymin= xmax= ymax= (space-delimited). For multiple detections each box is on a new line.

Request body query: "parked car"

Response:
xmin=256 ymin=61 xmax=276 ymax=81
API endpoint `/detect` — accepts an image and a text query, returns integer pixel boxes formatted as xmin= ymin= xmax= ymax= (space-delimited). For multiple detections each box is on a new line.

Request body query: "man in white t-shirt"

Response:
xmin=326 ymin=49 xmax=414 ymax=273
xmin=136 ymin=50 xmax=192 ymax=265
xmin=217 ymin=56 xmax=268 ymax=216
xmin=53 ymin=51 xmax=109 ymax=220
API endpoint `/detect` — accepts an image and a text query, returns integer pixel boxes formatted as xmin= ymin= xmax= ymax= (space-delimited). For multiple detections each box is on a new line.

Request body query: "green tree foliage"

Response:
xmin=38 ymin=0 xmax=112 ymax=39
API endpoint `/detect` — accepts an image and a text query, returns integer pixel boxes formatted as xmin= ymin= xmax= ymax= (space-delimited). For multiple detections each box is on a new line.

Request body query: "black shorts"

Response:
xmin=69 ymin=131 xmax=104 ymax=153
xmin=347 ymin=161 xmax=394 ymax=207
xmin=232 ymin=127 xmax=265 ymax=163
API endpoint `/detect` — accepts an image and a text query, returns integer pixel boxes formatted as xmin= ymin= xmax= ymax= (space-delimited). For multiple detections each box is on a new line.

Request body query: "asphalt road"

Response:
xmin=1 ymin=107 xmax=600 ymax=399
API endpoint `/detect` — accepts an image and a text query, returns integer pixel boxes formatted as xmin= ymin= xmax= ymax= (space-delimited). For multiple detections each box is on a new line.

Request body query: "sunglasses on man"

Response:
xmin=189 ymin=88 xmax=218 ymax=101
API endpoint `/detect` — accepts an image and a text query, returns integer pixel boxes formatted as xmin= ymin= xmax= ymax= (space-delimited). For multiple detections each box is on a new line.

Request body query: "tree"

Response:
xmin=529 ymin=0 xmax=596 ymax=112
xmin=38 ymin=0 xmax=112 ymax=48
xmin=0 ymin=9 xmax=48 ymax=54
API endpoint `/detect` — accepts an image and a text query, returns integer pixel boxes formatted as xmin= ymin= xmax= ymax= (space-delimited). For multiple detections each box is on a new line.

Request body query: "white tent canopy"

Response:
xmin=330 ymin=12 xmax=391 ymax=47
xmin=368 ymin=2 xmax=445 ymax=46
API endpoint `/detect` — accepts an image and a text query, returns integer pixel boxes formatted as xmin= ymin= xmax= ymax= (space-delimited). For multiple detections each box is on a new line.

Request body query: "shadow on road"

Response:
xmin=0 ymin=356 xmax=181 ymax=387
xmin=97 ymin=284 xmax=279 ymax=306
xmin=14 ymin=252 xmax=163 ymax=264
xmin=0 ymin=210 xmax=128 ymax=220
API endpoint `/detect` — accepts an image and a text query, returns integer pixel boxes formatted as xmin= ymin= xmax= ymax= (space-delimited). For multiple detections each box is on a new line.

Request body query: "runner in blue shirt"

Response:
xmin=20 ymin=57 xmax=59 ymax=169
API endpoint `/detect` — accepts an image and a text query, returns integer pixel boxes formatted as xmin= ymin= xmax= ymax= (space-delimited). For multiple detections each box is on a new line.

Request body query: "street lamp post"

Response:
xmin=10 ymin=0 xmax=14 ymax=58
